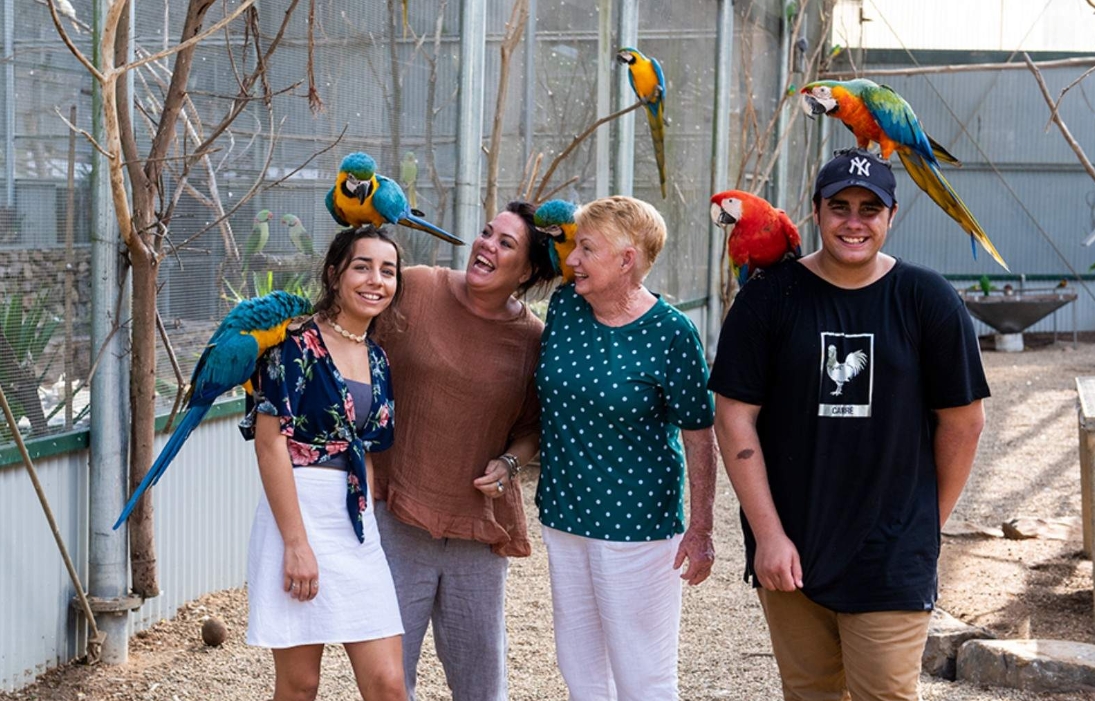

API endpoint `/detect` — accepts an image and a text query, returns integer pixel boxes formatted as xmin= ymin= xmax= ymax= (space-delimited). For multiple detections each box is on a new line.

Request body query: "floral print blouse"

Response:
xmin=239 ymin=320 xmax=395 ymax=542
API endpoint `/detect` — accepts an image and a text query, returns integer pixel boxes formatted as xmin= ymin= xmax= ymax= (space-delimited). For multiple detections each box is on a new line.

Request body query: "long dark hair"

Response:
xmin=504 ymin=200 xmax=557 ymax=298
xmin=313 ymin=225 xmax=405 ymax=333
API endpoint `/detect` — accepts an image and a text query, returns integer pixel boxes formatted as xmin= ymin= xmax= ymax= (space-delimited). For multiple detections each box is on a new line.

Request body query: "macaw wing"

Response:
xmin=863 ymin=84 xmax=934 ymax=160
xmin=189 ymin=331 xmax=260 ymax=405
xmin=651 ymin=55 xmax=666 ymax=104
xmin=326 ymin=186 xmax=350 ymax=227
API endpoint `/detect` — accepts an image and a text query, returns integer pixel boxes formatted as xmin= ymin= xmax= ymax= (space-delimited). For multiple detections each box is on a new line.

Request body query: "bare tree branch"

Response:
xmin=485 ymin=0 xmax=529 ymax=219
xmin=45 ymin=0 xmax=103 ymax=82
xmin=53 ymin=107 xmax=112 ymax=157
xmin=124 ymin=0 xmax=257 ymax=75
xmin=1024 ymin=52 xmax=1095 ymax=183
xmin=533 ymin=100 xmax=644 ymax=203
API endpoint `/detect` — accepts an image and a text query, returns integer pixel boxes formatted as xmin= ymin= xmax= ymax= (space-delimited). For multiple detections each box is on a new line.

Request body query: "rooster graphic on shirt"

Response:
xmin=825 ymin=346 xmax=868 ymax=396
xmin=818 ymin=332 xmax=873 ymax=418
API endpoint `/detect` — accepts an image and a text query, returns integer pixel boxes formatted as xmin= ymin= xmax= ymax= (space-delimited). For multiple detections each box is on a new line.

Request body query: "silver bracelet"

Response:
xmin=500 ymin=452 xmax=522 ymax=479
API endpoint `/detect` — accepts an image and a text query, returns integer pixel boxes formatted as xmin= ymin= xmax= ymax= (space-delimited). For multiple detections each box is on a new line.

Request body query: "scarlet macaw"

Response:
xmin=709 ymin=190 xmax=802 ymax=285
xmin=325 ymin=151 xmax=462 ymax=246
xmin=113 ymin=291 xmax=314 ymax=529
xmin=616 ymin=47 xmax=668 ymax=199
xmin=800 ymin=78 xmax=1008 ymax=270
xmin=534 ymin=199 xmax=579 ymax=282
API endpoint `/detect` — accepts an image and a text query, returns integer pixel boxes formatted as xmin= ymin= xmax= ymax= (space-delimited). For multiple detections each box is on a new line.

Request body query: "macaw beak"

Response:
xmin=615 ymin=51 xmax=633 ymax=65
xmin=717 ymin=211 xmax=738 ymax=227
xmin=354 ymin=179 xmax=373 ymax=205
xmin=801 ymin=93 xmax=828 ymax=119
xmin=544 ymin=224 xmax=565 ymax=242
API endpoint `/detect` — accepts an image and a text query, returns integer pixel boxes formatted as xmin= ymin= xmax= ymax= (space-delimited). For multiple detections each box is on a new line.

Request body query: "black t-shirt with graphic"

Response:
xmin=708 ymin=259 xmax=989 ymax=613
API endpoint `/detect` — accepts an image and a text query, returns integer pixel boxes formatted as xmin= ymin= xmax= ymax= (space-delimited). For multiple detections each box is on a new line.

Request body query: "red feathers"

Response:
xmin=709 ymin=190 xmax=801 ymax=282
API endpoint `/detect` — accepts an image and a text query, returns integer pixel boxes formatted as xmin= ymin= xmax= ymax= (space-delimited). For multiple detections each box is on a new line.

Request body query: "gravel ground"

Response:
xmin=3 ymin=339 xmax=1095 ymax=700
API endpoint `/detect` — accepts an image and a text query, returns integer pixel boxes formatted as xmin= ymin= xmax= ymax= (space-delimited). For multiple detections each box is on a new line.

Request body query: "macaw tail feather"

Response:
xmin=644 ymin=105 xmax=667 ymax=199
xmin=548 ymin=241 xmax=563 ymax=277
xmin=897 ymin=151 xmax=1009 ymax=271
xmin=113 ymin=403 xmax=212 ymax=530
xmin=927 ymin=135 xmax=961 ymax=167
xmin=398 ymin=214 xmax=464 ymax=246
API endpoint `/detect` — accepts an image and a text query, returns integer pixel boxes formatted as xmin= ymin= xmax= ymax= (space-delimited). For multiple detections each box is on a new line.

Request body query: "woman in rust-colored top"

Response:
xmin=371 ymin=200 xmax=556 ymax=701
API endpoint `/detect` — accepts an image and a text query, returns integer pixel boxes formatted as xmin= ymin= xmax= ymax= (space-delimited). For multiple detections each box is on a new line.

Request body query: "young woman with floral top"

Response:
xmin=240 ymin=225 xmax=407 ymax=701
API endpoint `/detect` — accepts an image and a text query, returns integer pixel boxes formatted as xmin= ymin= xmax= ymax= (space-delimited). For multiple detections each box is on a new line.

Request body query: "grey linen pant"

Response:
xmin=374 ymin=499 xmax=509 ymax=701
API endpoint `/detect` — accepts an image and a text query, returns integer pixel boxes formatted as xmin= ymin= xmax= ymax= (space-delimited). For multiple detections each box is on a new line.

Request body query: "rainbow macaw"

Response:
xmin=325 ymin=152 xmax=462 ymax=246
xmin=800 ymin=78 xmax=1008 ymax=270
xmin=616 ymin=47 xmax=667 ymax=199
xmin=710 ymin=190 xmax=801 ymax=285
xmin=113 ymin=291 xmax=314 ymax=529
xmin=534 ymin=199 xmax=579 ymax=282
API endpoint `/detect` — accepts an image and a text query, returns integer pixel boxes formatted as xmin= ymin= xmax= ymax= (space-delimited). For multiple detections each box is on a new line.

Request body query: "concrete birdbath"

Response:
xmin=960 ymin=288 xmax=1077 ymax=352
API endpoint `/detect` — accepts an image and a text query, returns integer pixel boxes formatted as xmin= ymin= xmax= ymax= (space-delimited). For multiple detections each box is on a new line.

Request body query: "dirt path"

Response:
xmin=3 ymin=340 xmax=1094 ymax=700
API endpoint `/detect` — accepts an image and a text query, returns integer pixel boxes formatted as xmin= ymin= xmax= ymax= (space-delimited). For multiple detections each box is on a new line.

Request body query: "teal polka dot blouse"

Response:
xmin=535 ymin=284 xmax=715 ymax=542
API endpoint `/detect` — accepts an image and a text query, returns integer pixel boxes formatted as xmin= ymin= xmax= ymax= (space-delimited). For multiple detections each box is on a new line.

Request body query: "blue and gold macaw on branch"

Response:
xmin=800 ymin=78 xmax=1008 ymax=271
xmin=617 ymin=47 xmax=667 ymax=199
xmin=325 ymin=151 xmax=463 ymax=246
xmin=534 ymin=199 xmax=579 ymax=282
xmin=113 ymin=291 xmax=314 ymax=530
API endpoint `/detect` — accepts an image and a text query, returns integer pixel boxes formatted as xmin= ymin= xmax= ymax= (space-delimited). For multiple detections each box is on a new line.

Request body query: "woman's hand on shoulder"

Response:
xmin=473 ymin=458 xmax=512 ymax=499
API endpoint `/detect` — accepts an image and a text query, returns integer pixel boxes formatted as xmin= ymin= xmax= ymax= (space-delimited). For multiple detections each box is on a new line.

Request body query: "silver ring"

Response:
xmin=496 ymin=480 xmax=505 ymax=493
xmin=291 ymin=582 xmax=298 ymax=589
xmin=310 ymin=580 xmax=318 ymax=588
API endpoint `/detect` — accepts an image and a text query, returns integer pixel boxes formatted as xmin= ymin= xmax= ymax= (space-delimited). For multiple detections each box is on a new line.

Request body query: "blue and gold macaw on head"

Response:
xmin=617 ymin=47 xmax=667 ymax=199
xmin=113 ymin=290 xmax=314 ymax=530
xmin=326 ymin=151 xmax=463 ymax=246
xmin=534 ymin=199 xmax=579 ymax=282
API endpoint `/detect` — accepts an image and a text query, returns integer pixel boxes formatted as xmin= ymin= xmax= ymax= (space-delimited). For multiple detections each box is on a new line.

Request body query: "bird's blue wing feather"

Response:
xmin=862 ymin=84 xmax=935 ymax=161
xmin=326 ymin=186 xmax=349 ymax=227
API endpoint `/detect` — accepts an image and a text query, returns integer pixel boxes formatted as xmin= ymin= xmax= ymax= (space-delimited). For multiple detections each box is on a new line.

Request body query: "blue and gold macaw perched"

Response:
xmin=325 ymin=151 xmax=463 ymax=246
xmin=113 ymin=291 xmax=314 ymax=530
xmin=800 ymin=78 xmax=1008 ymax=271
xmin=534 ymin=199 xmax=579 ymax=282
xmin=616 ymin=47 xmax=667 ymax=199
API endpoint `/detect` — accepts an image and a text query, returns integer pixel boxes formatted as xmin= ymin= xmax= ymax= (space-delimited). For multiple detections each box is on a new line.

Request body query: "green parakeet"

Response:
xmin=243 ymin=209 xmax=272 ymax=277
xmin=401 ymin=151 xmax=418 ymax=210
xmin=281 ymin=213 xmax=314 ymax=257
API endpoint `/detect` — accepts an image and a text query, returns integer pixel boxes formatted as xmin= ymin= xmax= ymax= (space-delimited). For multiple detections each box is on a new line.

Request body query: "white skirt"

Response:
xmin=246 ymin=467 xmax=404 ymax=648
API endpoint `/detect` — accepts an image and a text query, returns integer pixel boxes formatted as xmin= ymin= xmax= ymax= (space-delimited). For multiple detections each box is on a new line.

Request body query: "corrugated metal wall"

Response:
xmin=0 ymin=413 xmax=260 ymax=692
xmin=814 ymin=56 xmax=1095 ymax=332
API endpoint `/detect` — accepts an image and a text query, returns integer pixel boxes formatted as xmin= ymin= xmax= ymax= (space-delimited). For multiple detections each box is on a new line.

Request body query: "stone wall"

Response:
xmin=0 ymin=247 xmax=92 ymax=324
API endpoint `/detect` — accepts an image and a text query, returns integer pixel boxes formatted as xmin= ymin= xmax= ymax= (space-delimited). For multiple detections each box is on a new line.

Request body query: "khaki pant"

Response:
xmin=757 ymin=589 xmax=931 ymax=701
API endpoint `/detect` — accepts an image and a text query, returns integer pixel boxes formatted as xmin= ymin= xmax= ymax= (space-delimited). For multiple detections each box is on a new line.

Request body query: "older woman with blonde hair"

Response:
xmin=535 ymin=195 xmax=718 ymax=700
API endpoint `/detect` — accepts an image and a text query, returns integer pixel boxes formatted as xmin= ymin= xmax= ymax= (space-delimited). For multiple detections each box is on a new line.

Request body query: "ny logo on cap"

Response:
xmin=849 ymin=157 xmax=871 ymax=177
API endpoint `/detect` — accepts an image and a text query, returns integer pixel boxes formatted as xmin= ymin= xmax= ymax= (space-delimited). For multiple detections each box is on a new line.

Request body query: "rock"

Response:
xmin=942 ymin=520 xmax=1004 ymax=538
xmin=957 ymin=639 xmax=1095 ymax=692
xmin=1001 ymin=517 xmax=1081 ymax=541
xmin=922 ymin=608 xmax=995 ymax=680
xmin=200 ymin=617 xmax=227 ymax=647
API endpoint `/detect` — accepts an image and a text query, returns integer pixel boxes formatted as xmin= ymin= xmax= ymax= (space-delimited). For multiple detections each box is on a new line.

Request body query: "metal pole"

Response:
xmin=612 ymin=0 xmax=637 ymax=196
xmin=88 ymin=0 xmax=130 ymax=665
xmin=452 ymin=0 xmax=487 ymax=271
xmin=705 ymin=0 xmax=734 ymax=358
xmin=595 ymin=0 xmax=612 ymax=198
xmin=774 ymin=1 xmax=792 ymax=208
xmin=521 ymin=0 xmax=537 ymax=174
xmin=4 ymin=0 xmax=14 ymax=207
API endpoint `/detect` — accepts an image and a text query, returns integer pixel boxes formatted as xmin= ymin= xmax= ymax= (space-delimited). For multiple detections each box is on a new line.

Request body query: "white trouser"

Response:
xmin=541 ymin=526 xmax=683 ymax=701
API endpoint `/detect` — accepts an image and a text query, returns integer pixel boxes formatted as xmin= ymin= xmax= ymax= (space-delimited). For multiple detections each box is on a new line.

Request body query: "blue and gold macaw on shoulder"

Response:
xmin=113 ymin=290 xmax=314 ymax=529
xmin=617 ymin=47 xmax=667 ymax=199
xmin=534 ymin=199 xmax=579 ymax=282
xmin=325 ymin=151 xmax=463 ymax=246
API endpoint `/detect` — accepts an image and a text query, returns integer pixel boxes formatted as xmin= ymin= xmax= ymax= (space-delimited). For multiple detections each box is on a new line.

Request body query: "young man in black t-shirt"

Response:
xmin=709 ymin=148 xmax=989 ymax=701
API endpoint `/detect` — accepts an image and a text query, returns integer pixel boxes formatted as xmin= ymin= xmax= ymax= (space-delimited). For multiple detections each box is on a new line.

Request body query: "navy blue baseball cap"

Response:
xmin=813 ymin=148 xmax=897 ymax=207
